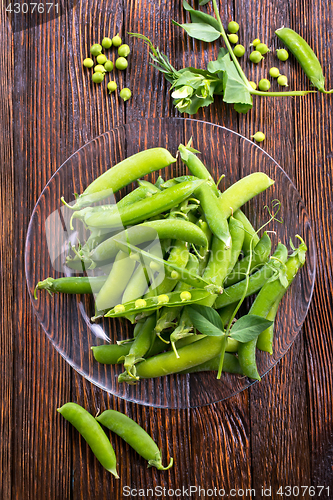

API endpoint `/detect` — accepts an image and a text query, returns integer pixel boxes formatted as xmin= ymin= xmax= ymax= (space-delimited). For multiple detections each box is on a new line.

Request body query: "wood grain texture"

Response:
xmin=1 ymin=0 xmax=333 ymax=498
xmin=0 ymin=8 xmax=14 ymax=500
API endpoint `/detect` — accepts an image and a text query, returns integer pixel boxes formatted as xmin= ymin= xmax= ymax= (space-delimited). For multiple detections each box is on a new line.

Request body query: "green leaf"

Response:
xmin=186 ymin=304 xmax=224 ymax=336
xmin=199 ymin=0 xmax=211 ymax=5
xmin=229 ymin=314 xmax=273 ymax=342
xmin=173 ymin=21 xmax=221 ymax=43
xmin=207 ymin=47 xmax=228 ymax=74
xmin=221 ymin=53 xmax=253 ymax=106
xmin=234 ymin=102 xmax=253 ymax=113
xmin=183 ymin=0 xmax=221 ymax=32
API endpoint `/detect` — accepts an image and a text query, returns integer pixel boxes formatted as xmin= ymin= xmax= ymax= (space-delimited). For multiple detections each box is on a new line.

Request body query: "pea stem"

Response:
xmin=250 ymin=89 xmax=316 ymax=97
xmin=212 ymin=0 xmax=250 ymax=88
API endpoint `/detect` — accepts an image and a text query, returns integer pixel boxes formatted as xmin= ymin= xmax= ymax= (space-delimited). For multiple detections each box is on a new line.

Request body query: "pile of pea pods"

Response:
xmin=36 ymin=143 xmax=307 ymax=384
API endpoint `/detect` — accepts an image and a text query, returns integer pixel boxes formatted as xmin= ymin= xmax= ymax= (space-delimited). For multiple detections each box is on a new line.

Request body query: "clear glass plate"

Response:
xmin=25 ymin=117 xmax=316 ymax=408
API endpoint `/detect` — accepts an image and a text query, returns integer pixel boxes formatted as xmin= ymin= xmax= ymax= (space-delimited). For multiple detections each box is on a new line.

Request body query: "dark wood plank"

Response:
xmin=0 ymin=9 xmax=14 ymax=500
xmin=4 ymin=0 xmax=333 ymax=498
xmin=294 ymin=1 xmax=333 ymax=491
xmin=10 ymin=11 xmax=74 ymax=500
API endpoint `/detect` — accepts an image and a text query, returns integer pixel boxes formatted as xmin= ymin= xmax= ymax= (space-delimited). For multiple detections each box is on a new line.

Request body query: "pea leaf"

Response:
xmin=221 ymin=53 xmax=253 ymax=106
xmin=183 ymin=0 xmax=221 ymax=32
xmin=234 ymin=102 xmax=253 ymax=113
xmin=199 ymin=0 xmax=211 ymax=5
xmin=229 ymin=315 xmax=273 ymax=342
xmin=173 ymin=21 xmax=221 ymax=43
xmin=186 ymin=304 xmax=224 ymax=336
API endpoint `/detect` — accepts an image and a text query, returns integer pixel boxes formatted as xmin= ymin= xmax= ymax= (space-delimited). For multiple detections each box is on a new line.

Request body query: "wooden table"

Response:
xmin=1 ymin=1 xmax=332 ymax=498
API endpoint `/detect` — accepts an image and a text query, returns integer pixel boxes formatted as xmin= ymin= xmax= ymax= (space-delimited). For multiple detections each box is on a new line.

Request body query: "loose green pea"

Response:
xmin=118 ymin=44 xmax=130 ymax=57
xmin=94 ymin=64 xmax=106 ymax=73
xmin=104 ymin=60 xmax=114 ymax=72
xmin=276 ymin=48 xmax=289 ymax=61
xmin=119 ymin=88 xmax=132 ymax=101
xmin=256 ymin=43 xmax=270 ymax=55
xmin=250 ymin=38 xmax=260 ymax=47
xmin=251 ymin=131 xmax=265 ymax=142
xmin=112 ymin=34 xmax=122 ymax=47
xmin=83 ymin=58 xmax=94 ymax=68
xmin=228 ymin=21 xmax=239 ymax=34
xmin=249 ymin=81 xmax=257 ymax=90
xmin=92 ymin=72 xmax=104 ymax=83
xmin=258 ymin=78 xmax=271 ymax=91
xmin=233 ymin=44 xmax=245 ymax=57
xmin=249 ymin=50 xmax=264 ymax=63
xmin=90 ymin=44 xmax=102 ymax=56
xmin=277 ymin=74 xmax=288 ymax=86
xmin=269 ymin=67 xmax=280 ymax=78
xmin=115 ymin=57 xmax=128 ymax=70
xmin=102 ymin=37 xmax=112 ymax=49
xmin=107 ymin=81 xmax=117 ymax=93
xmin=227 ymin=34 xmax=239 ymax=44
xmin=96 ymin=54 xmax=107 ymax=65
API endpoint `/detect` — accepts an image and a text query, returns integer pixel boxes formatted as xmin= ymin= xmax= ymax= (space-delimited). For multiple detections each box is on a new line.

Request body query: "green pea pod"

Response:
xmin=237 ymin=236 xmax=307 ymax=380
xmin=68 ymin=148 xmax=177 ymax=210
xmin=34 ymin=275 xmax=107 ymax=298
xmin=104 ymin=288 xmax=213 ymax=318
xmin=118 ymin=314 xmax=157 ymax=381
xmin=84 ymin=179 xmax=205 ymax=229
xmin=218 ymin=173 xmax=274 ymax=218
xmin=225 ymin=216 xmax=245 ymax=278
xmin=81 ymin=219 xmax=208 ymax=268
xmin=256 ymin=298 xmax=280 ymax=354
xmin=57 ymin=403 xmax=119 ymax=478
xmin=233 ymin=209 xmax=260 ymax=254
xmin=178 ymin=145 xmax=231 ymax=246
xmin=134 ymin=335 xmax=226 ymax=378
xmin=95 ymin=250 xmax=136 ymax=311
xmin=275 ymin=27 xmax=332 ymax=93
xmin=96 ymin=410 xmax=173 ymax=470
xmin=113 ymin=239 xmax=220 ymax=292
xmin=215 ymin=243 xmax=289 ymax=309
xmin=178 ymin=143 xmax=218 ymax=194
xmin=179 ymin=352 xmax=242 ymax=375
xmin=224 ymin=232 xmax=272 ymax=287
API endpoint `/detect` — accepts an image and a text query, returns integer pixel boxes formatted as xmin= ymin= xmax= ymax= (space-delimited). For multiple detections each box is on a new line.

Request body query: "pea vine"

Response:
xmin=130 ymin=0 xmax=314 ymax=114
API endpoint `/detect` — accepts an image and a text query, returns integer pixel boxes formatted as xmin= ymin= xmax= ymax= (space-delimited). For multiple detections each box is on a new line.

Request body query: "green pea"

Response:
xmin=114 ymin=304 xmax=125 ymax=314
xmin=233 ymin=44 xmax=245 ymax=58
xmin=277 ymin=74 xmax=288 ymax=86
xmin=94 ymin=64 xmax=106 ymax=73
xmin=118 ymin=44 xmax=130 ymax=57
xmin=83 ymin=58 xmax=94 ymax=69
xmin=119 ymin=88 xmax=132 ymax=101
xmin=251 ymin=131 xmax=265 ymax=142
xmin=258 ymin=78 xmax=271 ymax=91
xmin=256 ymin=43 xmax=270 ymax=55
xmin=102 ymin=37 xmax=112 ymax=49
xmin=250 ymin=38 xmax=260 ymax=47
xmin=112 ymin=34 xmax=122 ymax=47
xmin=107 ymin=81 xmax=117 ymax=93
xmin=104 ymin=60 xmax=114 ymax=72
xmin=248 ymin=81 xmax=257 ymax=90
xmin=228 ymin=21 xmax=239 ymax=34
xmin=276 ymin=48 xmax=289 ymax=61
xmin=90 ymin=43 xmax=102 ymax=56
xmin=180 ymin=291 xmax=192 ymax=302
xmin=135 ymin=299 xmax=147 ymax=308
xmin=227 ymin=34 xmax=238 ymax=44
xmin=249 ymin=50 xmax=264 ymax=63
xmin=96 ymin=54 xmax=107 ymax=65
xmin=92 ymin=72 xmax=104 ymax=83
xmin=115 ymin=57 xmax=128 ymax=70
xmin=269 ymin=67 xmax=280 ymax=78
